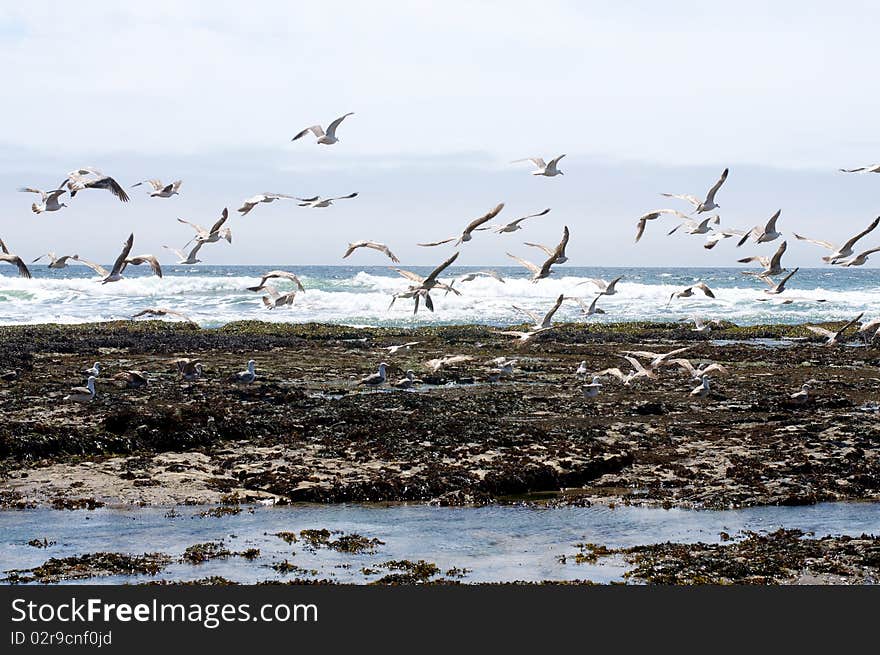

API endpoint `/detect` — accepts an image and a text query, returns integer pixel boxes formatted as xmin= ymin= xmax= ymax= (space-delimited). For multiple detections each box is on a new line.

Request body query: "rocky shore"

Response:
xmin=1 ymin=320 xmax=879 ymax=510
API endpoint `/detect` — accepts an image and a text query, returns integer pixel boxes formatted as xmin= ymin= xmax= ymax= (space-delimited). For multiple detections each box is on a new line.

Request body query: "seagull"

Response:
xmin=291 ymin=112 xmax=354 ymax=145
xmin=690 ymin=375 xmax=711 ymax=398
xmin=635 ymin=209 xmax=691 ymax=243
xmin=445 ymin=270 xmax=505 ymax=295
xmin=838 ymin=246 xmax=880 ymax=267
xmin=0 ymin=238 xmax=32 ymax=278
xmin=124 ymin=254 xmax=163 ymax=278
xmin=258 ymin=285 xmax=297 ymax=309
xmin=418 ymin=203 xmax=505 ymax=247
xmin=507 ymin=251 xmax=559 ymax=283
xmin=163 ymin=241 xmax=205 ymax=265
xmin=178 ymin=208 xmax=232 ymax=247
xmin=511 ymin=294 xmax=564 ymax=330
xmin=667 ymin=282 xmax=715 ymax=306
xmin=571 ymin=294 xmax=606 ymax=316
xmin=524 ymin=225 xmax=570 ymax=264
xmin=32 ymin=252 xmax=76 ymax=269
xmin=623 ymin=354 xmax=660 ymax=379
xmin=230 ymin=360 xmax=257 ymax=384
xmin=343 ymin=241 xmax=400 ymax=263
xmin=384 ymin=342 xmax=421 ymax=354
xmin=131 ymin=307 xmax=195 ymax=323
xmin=575 ymin=361 xmax=589 ymax=378
xmin=487 ymin=208 xmax=551 ymax=233
xmin=390 ymin=252 xmax=460 ymax=312
xmin=59 ymin=168 xmax=129 ymax=202
xmin=247 ymin=271 xmax=306 ymax=293
xmin=577 ymin=275 xmax=623 ymax=296
xmin=296 ymin=193 xmax=358 ymax=207
xmin=392 ymin=370 xmax=421 ymax=390
xmin=662 ymin=168 xmax=728 ymax=214
xmin=487 ymin=359 xmax=516 ymax=381
xmin=738 ymin=241 xmax=788 ymax=278
xmin=113 ymin=370 xmax=149 ymax=389
xmin=358 ymin=362 xmax=388 ymax=390
xmin=512 ymin=155 xmax=565 ymax=177
xmin=177 ymin=359 xmax=203 ymax=381
xmin=237 ymin=193 xmax=295 ymax=216
xmin=594 ymin=367 xmax=636 ymax=386
xmin=790 ymin=382 xmax=814 ymax=405
xmin=668 ymin=358 xmax=728 ymax=380
xmin=806 ymin=312 xmax=864 ymax=346
xmin=857 ymin=318 xmax=880 ymax=346
xmin=424 ymin=355 xmax=473 ymax=372
xmin=82 ymin=362 xmax=101 ymax=377
xmin=64 ymin=376 xmax=96 ymax=403
xmin=18 ymin=187 xmax=68 ymax=213
xmin=668 ymin=215 xmax=720 ymax=236
xmin=761 ymin=267 xmax=799 ymax=295
xmin=839 ymin=164 xmax=880 ymax=174
xmin=685 ymin=316 xmax=715 ymax=333
xmin=737 ymin=210 xmax=782 ymax=247
xmin=99 ymin=233 xmax=134 ymax=284
xmin=704 ymin=229 xmax=746 ymax=250
xmin=622 ymin=347 xmax=690 ymax=370
xmin=794 ymin=216 xmax=880 ymax=264
xmin=581 ymin=376 xmax=603 ymax=399
xmin=132 ymin=179 xmax=182 ymax=198
xmin=495 ymin=326 xmax=554 ymax=347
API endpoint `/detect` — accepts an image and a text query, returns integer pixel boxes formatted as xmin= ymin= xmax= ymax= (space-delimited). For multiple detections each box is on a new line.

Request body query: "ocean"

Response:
xmin=0 ymin=264 xmax=878 ymax=328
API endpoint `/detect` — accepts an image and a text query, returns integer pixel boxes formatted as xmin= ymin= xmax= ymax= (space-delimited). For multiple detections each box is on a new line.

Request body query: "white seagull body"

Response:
xmin=662 ymin=168 xmax=728 ymax=214
xmin=512 ymin=155 xmax=566 ymax=177
xmin=292 ymin=112 xmax=354 ymax=145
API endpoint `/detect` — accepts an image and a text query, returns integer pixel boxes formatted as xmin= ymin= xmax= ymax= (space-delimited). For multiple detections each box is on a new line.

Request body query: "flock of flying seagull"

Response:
xmin=5 ymin=110 xmax=880 ymax=405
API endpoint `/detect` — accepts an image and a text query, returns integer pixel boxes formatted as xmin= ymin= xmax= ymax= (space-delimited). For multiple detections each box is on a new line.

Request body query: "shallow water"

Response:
xmin=1 ymin=502 xmax=878 ymax=584
xmin=1 ymin=265 xmax=879 ymax=328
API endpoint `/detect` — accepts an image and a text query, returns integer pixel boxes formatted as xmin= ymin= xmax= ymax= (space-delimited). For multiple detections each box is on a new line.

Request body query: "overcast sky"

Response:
xmin=2 ymin=1 xmax=880 ymax=267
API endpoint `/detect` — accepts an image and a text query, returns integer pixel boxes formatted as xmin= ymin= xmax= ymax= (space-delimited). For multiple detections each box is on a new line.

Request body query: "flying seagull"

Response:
xmin=668 ymin=282 xmax=715 ymax=306
xmin=0 ymin=238 xmax=32 ymax=278
xmin=839 ymin=164 xmax=880 ymax=174
xmin=296 ymin=193 xmax=358 ymax=208
xmin=806 ymin=313 xmax=865 ymax=346
xmin=578 ymin=275 xmax=623 ymax=296
xmin=418 ymin=203 xmax=505 ymax=247
xmin=59 ymin=168 xmax=129 ymax=202
xmin=163 ymin=242 xmax=204 ymax=265
xmin=132 ymin=179 xmax=182 ymax=198
xmin=238 ymin=193 xmax=295 ymax=216
xmin=511 ymin=294 xmax=565 ymax=330
xmin=100 ymin=233 xmax=134 ymax=284
xmin=258 ymin=284 xmax=297 ymax=309
xmin=704 ymin=229 xmax=746 ymax=250
xmin=794 ymin=216 xmax=880 ymax=264
xmin=524 ymin=225 xmax=570 ymax=263
xmin=390 ymin=251 xmax=461 ymax=312
xmin=662 ymin=168 xmax=728 ymax=214
xmin=570 ymin=294 xmax=606 ymax=316
xmin=18 ymin=187 xmax=68 ymax=214
xmin=737 ymin=210 xmax=782 ymax=247
xmin=178 ymin=208 xmax=232 ymax=247
xmin=635 ymin=209 xmax=690 ymax=243
xmin=511 ymin=155 xmax=565 ymax=177
xmin=487 ymin=208 xmax=551 ymax=233
xmin=761 ymin=267 xmax=799 ymax=295
xmin=32 ymin=252 xmax=76 ymax=269
xmin=343 ymin=241 xmax=400 ymax=263
xmin=291 ymin=112 xmax=354 ymax=145
xmin=668 ymin=215 xmax=720 ymax=236
xmin=738 ymin=241 xmax=788 ymax=278
xmin=131 ymin=307 xmax=195 ymax=323
xmin=247 ymin=271 xmax=306 ymax=293
xmin=839 ymin=246 xmax=880 ymax=267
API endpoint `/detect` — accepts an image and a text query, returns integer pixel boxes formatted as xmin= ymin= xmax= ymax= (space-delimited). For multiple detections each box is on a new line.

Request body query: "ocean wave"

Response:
xmin=1 ymin=269 xmax=879 ymax=328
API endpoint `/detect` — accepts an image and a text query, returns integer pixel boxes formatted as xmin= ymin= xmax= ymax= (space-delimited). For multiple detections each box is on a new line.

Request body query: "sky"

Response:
xmin=2 ymin=1 xmax=880 ymax=267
